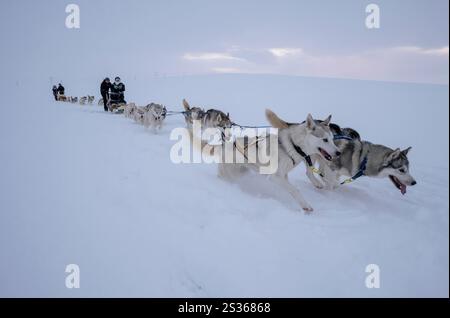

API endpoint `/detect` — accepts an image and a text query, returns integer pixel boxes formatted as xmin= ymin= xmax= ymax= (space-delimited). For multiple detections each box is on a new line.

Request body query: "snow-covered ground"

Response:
xmin=0 ymin=74 xmax=448 ymax=297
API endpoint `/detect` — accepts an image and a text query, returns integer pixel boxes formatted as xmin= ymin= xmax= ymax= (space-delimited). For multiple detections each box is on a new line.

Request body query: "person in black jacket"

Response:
xmin=100 ymin=77 xmax=112 ymax=111
xmin=52 ymin=85 xmax=58 ymax=100
xmin=57 ymin=83 xmax=65 ymax=96
xmin=109 ymin=77 xmax=126 ymax=106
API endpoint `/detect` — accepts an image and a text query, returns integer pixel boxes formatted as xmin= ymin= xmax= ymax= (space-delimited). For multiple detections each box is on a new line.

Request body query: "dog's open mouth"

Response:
xmin=389 ymin=175 xmax=407 ymax=195
xmin=318 ymin=148 xmax=332 ymax=161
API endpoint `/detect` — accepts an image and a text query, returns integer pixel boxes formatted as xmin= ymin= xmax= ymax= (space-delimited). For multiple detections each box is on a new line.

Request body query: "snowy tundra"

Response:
xmin=0 ymin=74 xmax=448 ymax=297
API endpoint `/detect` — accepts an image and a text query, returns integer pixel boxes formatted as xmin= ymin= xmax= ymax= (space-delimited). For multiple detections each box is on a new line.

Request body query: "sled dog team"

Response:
xmin=57 ymin=94 xmax=95 ymax=105
xmin=181 ymin=99 xmax=417 ymax=212
xmin=57 ymin=94 xmax=417 ymax=212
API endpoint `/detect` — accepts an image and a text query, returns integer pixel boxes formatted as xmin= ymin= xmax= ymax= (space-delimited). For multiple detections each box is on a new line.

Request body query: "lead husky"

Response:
xmin=267 ymin=112 xmax=417 ymax=194
xmin=191 ymin=109 xmax=340 ymax=212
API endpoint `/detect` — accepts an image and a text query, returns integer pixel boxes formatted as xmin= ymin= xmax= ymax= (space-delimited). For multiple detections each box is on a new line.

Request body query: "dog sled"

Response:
xmin=107 ymin=92 xmax=126 ymax=113
xmin=57 ymin=93 xmax=67 ymax=102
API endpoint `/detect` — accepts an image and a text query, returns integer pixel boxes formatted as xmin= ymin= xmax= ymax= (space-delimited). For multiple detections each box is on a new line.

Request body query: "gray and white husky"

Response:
xmin=183 ymin=99 xmax=232 ymax=130
xmin=124 ymin=103 xmax=137 ymax=118
xmin=87 ymin=96 xmax=95 ymax=104
xmin=133 ymin=106 xmax=146 ymax=125
xmin=267 ymin=112 xmax=417 ymax=194
xmin=143 ymin=103 xmax=167 ymax=132
xmin=182 ymin=99 xmax=205 ymax=129
xmin=192 ymin=109 xmax=340 ymax=212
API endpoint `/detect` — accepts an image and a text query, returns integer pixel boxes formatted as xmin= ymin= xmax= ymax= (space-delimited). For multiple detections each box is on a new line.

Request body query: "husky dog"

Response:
xmin=70 ymin=96 xmax=78 ymax=103
xmin=133 ymin=107 xmax=146 ymax=124
xmin=267 ymin=113 xmax=417 ymax=194
xmin=182 ymin=99 xmax=231 ymax=131
xmin=182 ymin=99 xmax=206 ymax=129
xmin=79 ymin=96 xmax=87 ymax=105
xmin=88 ymin=96 xmax=95 ymax=104
xmin=124 ymin=103 xmax=137 ymax=118
xmin=143 ymin=103 xmax=167 ymax=132
xmin=191 ymin=109 xmax=340 ymax=212
xmin=98 ymin=98 xmax=104 ymax=106
xmin=202 ymin=109 xmax=232 ymax=130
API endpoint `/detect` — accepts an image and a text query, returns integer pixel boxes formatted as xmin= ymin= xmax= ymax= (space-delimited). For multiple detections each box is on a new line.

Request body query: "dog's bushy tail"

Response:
xmin=183 ymin=99 xmax=191 ymax=111
xmin=265 ymin=109 xmax=289 ymax=129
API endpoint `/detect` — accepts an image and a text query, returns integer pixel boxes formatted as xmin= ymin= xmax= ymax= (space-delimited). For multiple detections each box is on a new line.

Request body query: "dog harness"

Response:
xmin=234 ymin=135 xmax=266 ymax=161
xmin=287 ymin=138 xmax=324 ymax=178
xmin=333 ymin=135 xmax=353 ymax=141
xmin=340 ymin=156 xmax=368 ymax=184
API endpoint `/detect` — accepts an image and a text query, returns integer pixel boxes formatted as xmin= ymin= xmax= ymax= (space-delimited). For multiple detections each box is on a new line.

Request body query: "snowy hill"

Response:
xmin=0 ymin=74 xmax=448 ymax=297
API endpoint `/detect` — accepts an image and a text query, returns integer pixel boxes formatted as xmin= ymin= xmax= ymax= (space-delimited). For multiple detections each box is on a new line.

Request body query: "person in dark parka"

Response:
xmin=52 ymin=85 xmax=58 ymax=100
xmin=57 ymin=83 xmax=65 ymax=96
xmin=100 ymin=78 xmax=112 ymax=111
xmin=109 ymin=77 xmax=126 ymax=105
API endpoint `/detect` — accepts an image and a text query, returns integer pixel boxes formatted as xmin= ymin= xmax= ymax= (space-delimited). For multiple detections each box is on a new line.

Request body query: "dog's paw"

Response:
xmin=314 ymin=183 xmax=324 ymax=190
xmin=302 ymin=206 xmax=314 ymax=213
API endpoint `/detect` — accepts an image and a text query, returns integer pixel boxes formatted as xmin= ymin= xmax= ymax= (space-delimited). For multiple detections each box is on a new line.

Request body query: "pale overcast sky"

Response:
xmin=1 ymin=0 xmax=448 ymax=84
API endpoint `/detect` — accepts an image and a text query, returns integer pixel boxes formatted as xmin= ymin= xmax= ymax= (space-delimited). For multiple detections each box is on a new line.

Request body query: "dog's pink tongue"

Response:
xmin=400 ymin=184 xmax=407 ymax=195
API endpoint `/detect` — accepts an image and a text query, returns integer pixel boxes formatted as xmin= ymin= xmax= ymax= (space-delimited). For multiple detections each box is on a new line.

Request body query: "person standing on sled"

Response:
xmin=109 ymin=77 xmax=126 ymax=109
xmin=57 ymin=83 xmax=65 ymax=96
xmin=100 ymin=77 xmax=111 ymax=111
xmin=52 ymin=85 xmax=58 ymax=101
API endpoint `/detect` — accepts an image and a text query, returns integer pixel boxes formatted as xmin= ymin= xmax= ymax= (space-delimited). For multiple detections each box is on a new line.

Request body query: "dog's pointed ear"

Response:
xmin=402 ymin=147 xmax=412 ymax=156
xmin=385 ymin=148 xmax=401 ymax=163
xmin=217 ymin=113 xmax=222 ymax=122
xmin=227 ymin=112 xmax=230 ymax=119
xmin=323 ymin=114 xmax=332 ymax=126
xmin=182 ymin=99 xmax=191 ymax=111
xmin=306 ymin=114 xmax=316 ymax=129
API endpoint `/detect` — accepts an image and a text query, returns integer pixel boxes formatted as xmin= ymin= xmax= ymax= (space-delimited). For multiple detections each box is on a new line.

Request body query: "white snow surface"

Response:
xmin=0 ymin=74 xmax=448 ymax=297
